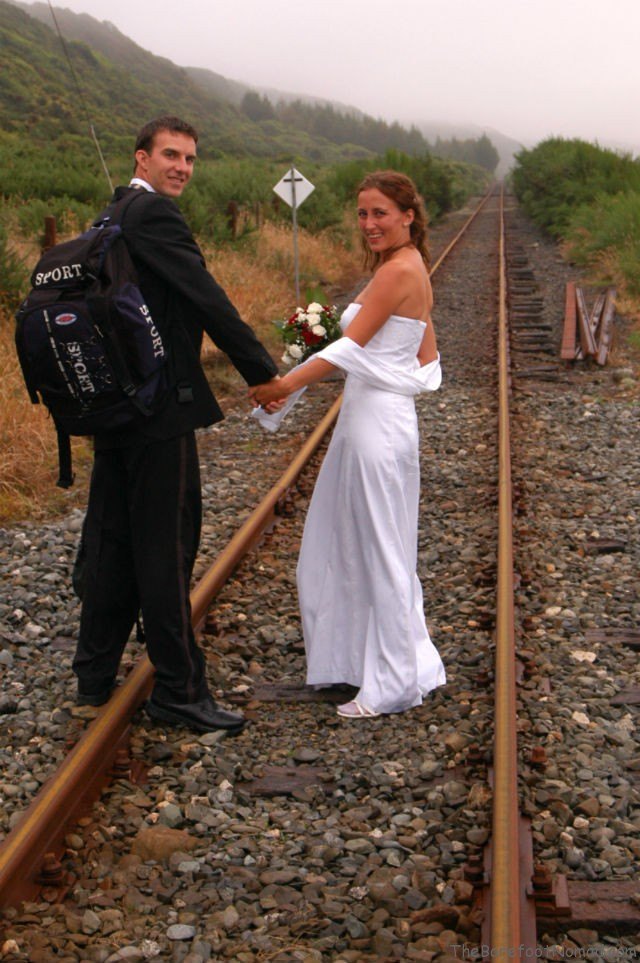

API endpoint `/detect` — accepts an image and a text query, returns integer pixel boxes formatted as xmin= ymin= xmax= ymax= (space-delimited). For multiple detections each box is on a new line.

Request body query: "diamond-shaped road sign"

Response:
xmin=273 ymin=167 xmax=315 ymax=208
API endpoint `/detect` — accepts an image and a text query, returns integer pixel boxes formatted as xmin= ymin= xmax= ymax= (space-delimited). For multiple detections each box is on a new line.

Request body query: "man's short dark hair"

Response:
xmin=134 ymin=116 xmax=199 ymax=155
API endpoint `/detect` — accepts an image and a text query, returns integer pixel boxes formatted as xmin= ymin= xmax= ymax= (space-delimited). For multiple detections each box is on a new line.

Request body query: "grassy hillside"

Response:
xmin=6 ymin=1 xmax=497 ymax=171
xmin=0 ymin=0 xmax=373 ymax=162
xmin=0 ymin=0 xmax=490 ymax=303
xmin=0 ymin=2 xmax=228 ymax=148
xmin=3 ymin=0 xmax=422 ymax=162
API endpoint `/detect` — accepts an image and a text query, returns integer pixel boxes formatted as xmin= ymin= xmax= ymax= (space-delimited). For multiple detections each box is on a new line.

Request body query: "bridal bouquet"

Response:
xmin=276 ymin=302 xmax=341 ymax=366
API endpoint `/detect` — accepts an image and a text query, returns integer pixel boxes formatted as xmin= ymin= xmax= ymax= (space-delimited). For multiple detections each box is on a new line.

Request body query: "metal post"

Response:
xmin=290 ymin=166 xmax=300 ymax=304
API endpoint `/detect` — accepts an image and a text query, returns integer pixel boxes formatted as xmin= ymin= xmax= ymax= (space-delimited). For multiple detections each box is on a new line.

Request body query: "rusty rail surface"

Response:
xmin=483 ymin=187 xmax=537 ymax=950
xmin=0 ymin=188 xmax=495 ymax=910
xmin=482 ymin=193 xmax=640 ymax=947
xmin=430 ymin=189 xmax=493 ymax=275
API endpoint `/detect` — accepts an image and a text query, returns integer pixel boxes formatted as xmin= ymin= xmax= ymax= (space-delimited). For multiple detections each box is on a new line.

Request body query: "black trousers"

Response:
xmin=72 ymin=432 xmax=209 ymax=704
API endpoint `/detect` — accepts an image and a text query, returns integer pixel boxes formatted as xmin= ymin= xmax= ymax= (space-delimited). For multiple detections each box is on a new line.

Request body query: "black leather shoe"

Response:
xmin=76 ymin=684 xmax=115 ymax=706
xmin=145 ymin=694 xmax=246 ymax=734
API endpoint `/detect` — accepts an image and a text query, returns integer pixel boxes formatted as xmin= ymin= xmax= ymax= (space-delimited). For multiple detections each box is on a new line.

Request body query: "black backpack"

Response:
xmin=15 ymin=190 xmax=169 ymax=488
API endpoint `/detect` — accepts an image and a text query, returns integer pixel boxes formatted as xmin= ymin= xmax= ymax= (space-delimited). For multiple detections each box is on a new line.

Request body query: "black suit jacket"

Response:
xmin=95 ymin=186 xmax=277 ymax=446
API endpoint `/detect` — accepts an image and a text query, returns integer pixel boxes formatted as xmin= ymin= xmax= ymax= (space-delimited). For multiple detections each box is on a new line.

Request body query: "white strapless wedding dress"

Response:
xmin=297 ymin=303 xmax=446 ymax=714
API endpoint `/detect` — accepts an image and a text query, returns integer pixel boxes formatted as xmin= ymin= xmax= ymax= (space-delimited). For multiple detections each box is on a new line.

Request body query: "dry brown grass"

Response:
xmin=0 ymin=316 xmax=93 ymax=523
xmin=1 ymin=217 xmax=363 ymax=525
xmin=200 ymin=218 xmax=361 ymax=358
xmin=195 ymin=218 xmax=362 ymax=400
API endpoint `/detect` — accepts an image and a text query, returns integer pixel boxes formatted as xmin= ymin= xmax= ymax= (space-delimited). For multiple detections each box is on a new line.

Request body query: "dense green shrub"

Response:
xmin=565 ymin=191 xmax=640 ymax=296
xmin=0 ymin=133 xmax=113 ymax=208
xmin=512 ymin=138 xmax=640 ymax=236
xmin=14 ymin=196 xmax=97 ymax=236
xmin=320 ymin=150 xmax=489 ymax=224
xmin=513 ymin=138 xmax=640 ymax=304
xmin=1 ymin=119 xmax=486 ymax=257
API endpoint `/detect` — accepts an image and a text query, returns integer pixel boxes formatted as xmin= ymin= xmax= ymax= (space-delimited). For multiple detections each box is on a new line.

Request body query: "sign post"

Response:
xmin=273 ymin=167 xmax=315 ymax=304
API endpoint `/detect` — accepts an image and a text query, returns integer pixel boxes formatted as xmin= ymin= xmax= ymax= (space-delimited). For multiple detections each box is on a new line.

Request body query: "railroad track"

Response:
xmin=1 ymin=189 xmax=638 ymax=960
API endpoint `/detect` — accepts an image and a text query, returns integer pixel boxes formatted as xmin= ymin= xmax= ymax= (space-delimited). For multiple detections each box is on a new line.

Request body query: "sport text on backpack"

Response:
xmin=15 ymin=191 xmax=168 ymax=488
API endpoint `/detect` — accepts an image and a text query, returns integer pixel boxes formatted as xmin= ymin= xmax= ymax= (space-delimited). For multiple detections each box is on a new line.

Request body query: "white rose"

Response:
xmin=311 ymin=324 xmax=326 ymax=337
xmin=297 ymin=313 xmax=309 ymax=323
xmin=288 ymin=343 xmax=303 ymax=359
xmin=281 ymin=351 xmax=294 ymax=366
xmin=307 ymin=302 xmax=323 ymax=314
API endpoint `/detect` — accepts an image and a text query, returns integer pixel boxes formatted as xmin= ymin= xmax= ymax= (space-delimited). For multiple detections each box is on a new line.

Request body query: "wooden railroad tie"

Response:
xmin=561 ymin=281 xmax=616 ymax=365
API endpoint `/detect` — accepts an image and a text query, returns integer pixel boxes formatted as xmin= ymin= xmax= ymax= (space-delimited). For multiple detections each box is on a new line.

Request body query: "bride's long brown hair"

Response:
xmin=357 ymin=170 xmax=430 ymax=272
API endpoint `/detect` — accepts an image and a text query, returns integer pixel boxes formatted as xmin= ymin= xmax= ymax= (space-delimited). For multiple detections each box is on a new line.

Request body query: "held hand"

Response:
xmin=248 ymin=376 xmax=288 ymax=411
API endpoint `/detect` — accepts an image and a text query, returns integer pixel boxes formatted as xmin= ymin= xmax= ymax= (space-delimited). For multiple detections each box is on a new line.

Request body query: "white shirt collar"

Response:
xmin=129 ymin=177 xmax=155 ymax=192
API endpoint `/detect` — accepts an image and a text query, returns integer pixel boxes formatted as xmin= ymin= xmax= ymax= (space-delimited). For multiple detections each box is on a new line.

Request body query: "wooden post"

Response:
xmin=560 ymin=281 xmax=578 ymax=361
xmin=595 ymin=288 xmax=616 ymax=366
xmin=42 ymin=216 xmax=57 ymax=252
xmin=226 ymin=201 xmax=239 ymax=240
xmin=254 ymin=202 xmax=263 ymax=229
xmin=589 ymin=291 xmax=607 ymax=338
xmin=576 ymin=286 xmax=598 ymax=357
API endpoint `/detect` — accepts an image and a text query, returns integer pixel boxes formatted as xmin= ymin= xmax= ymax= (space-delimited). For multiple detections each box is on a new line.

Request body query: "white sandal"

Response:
xmin=336 ymin=700 xmax=380 ymax=719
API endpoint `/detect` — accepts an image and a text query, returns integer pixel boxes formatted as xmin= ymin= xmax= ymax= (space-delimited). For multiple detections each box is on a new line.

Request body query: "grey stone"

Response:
xmin=166 ymin=924 xmax=197 ymax=941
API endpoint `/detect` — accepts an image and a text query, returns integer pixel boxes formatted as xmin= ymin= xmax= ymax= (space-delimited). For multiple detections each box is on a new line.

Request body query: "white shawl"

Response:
xmin=251 ymin=337 xmax=441 ymax=432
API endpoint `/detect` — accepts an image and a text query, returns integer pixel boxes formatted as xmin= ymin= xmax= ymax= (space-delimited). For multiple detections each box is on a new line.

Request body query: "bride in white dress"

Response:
xmin=250 ymin=170 xmax=446 ymax=717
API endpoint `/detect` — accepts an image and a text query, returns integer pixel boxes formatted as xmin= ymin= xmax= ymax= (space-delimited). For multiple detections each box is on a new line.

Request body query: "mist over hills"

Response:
xmin=416 ymin=121 xmax=523 ymax=177
xmin=3 ymin=0 xmax=517 ymax=170
xmin=184 ymin=66 xmax=365 ymax=119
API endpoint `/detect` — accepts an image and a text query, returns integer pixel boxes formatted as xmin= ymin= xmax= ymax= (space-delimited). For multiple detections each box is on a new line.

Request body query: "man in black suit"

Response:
xmin=72 ymin=116 xmax=279 ymax=734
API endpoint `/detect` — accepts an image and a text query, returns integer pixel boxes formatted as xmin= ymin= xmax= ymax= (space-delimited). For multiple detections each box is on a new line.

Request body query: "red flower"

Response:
xmin=302 ymin=328 xmax=322 ymax=345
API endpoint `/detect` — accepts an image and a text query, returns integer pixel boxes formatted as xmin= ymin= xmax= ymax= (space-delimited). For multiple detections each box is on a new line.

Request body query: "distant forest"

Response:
xmin=241 ymin=92 xmax=499 ymax=173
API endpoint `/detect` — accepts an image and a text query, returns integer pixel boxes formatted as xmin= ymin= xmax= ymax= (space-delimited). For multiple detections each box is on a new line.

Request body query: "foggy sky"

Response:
xmin=50 ymin=0 xmax=639 ymax=152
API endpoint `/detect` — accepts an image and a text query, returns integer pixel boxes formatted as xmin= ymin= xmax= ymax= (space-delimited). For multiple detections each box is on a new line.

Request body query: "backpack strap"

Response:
xmin=86 ymin=290 xmax=155 ymax=416
xmin=110 ymin=187 xmax=194 ymax=407
xmin=55 ymin=425 xmax=74 ymax=489
xmin=97 ymin=187 xmax=194 ymax=408
xmin=88 ymin=188 xmax=157 ymax=416
xmin=94 ymin=186 xmax=148 ymax=230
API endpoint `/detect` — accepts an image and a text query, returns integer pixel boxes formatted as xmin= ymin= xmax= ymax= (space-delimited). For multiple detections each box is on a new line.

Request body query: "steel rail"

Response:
xmin=489 ymin=184 xmax=521 ymax=947
xmin=0 ymin=186 xmax=494 ymax=909
xmin=0 ymin=660 xmax=152 ymax=906
xmin=430 ymin=189 xmax=493 ymax=275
